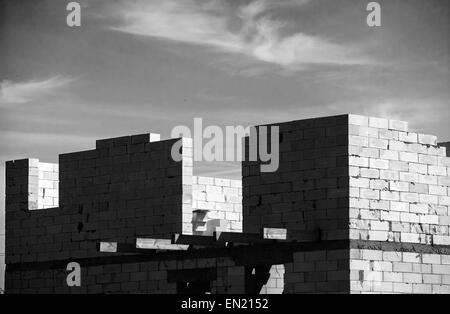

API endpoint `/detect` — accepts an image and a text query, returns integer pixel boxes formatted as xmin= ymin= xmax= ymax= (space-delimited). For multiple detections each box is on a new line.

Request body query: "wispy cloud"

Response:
xmin=0 ymin=76 xmax=74 ymax=106
xmin=108 ymin=0 xmax=373 ymax=70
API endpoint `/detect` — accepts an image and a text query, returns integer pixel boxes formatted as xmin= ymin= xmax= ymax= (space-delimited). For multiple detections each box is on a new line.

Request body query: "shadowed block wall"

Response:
xmin=243 ymin=115 xmax=350 ymax=240
xmin=5 ymin=134 xmax=193 ymax=265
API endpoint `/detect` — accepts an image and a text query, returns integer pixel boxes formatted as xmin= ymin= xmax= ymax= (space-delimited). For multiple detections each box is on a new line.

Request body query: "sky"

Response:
xmin=0 ymin=0 xmax=449 ymax=227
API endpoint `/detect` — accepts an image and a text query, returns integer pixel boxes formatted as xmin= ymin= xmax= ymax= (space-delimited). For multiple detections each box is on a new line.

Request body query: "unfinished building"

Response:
xmin=4 ymin=114 xmax=450 ymax=294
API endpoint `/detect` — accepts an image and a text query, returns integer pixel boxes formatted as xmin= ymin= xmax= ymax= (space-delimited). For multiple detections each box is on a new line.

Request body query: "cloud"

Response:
xmin=0 ymin=76 xmax=74 ymax=106
xmin=110 ymin=0 xmax=242 ymax=52
xmin=108 ymin=0 xmax=373 ymax=69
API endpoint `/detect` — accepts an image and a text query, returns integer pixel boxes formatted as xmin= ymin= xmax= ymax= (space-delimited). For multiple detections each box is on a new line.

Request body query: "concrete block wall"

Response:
xmin=36 ymin=162 xmax=59 ymax=209
xmin=192 ymin=176 xmax=242 ymax=234
xmin=4 ymin=114 xmax=450 ymax=294
xmin=439 ymin=142 xmax=450 ymax=153
xmin=350 ymin=249 xmax=450 ymax=294
xmin=4 ymin=132 xmax=249 ymax=294
xmin=5 ymin=134 xmax=193 ymax=265
xmin=348 ymin=114 xmax=450 ymax=245
xmin=284 ymin=249 xmax=349 ymax=294
xmin=5 ymin=255 xmax=244 ymax=294
xmin=243 ymin=115 xmax=349 ymax=240
xmin=24 ymin=159 xmax=60 ymax=211
xmin=243 ymin=114 xmax=450 ymax=293
xmin=347 ymin=115 xmax=450 ymax=293
xmin=259 ymin=264 xmax=284 ymax=294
